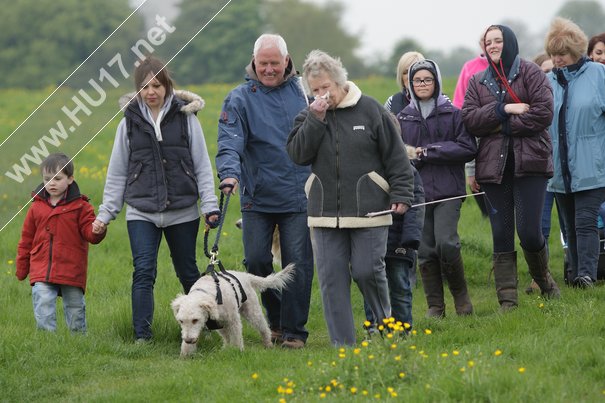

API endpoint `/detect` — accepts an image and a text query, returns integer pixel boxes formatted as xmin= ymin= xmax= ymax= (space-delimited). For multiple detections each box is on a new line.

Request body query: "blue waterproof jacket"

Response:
xmin=216 ymin=58 xmax=311 ymax=213
xmin=547 ymin=59 xmax=605 ymax=193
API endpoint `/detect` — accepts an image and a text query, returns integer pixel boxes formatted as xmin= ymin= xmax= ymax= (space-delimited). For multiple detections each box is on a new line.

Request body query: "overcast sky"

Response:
xmin=306 ymin=0 xmax=605 ymax=57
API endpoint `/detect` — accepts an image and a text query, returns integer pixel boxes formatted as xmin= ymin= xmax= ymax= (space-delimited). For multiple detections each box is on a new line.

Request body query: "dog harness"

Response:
xmin=201 ymin=183 xmax=248 ymax=313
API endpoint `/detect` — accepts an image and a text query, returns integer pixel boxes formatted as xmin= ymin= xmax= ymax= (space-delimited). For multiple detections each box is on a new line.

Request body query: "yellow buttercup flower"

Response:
xmin=251 ymin=373 xmax=259 ymax=380
xmin=494 ymin=349 xmax=503 ymax=356
xmin=518 ymin=367 xmax=526 ymax=373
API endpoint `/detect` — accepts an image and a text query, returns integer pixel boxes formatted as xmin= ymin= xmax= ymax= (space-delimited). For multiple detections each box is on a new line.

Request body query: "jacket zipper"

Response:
xmin=46 ymin=234 xmax=53 ymax=282
xmin=333 ymin=109 xmax=340 ymax=227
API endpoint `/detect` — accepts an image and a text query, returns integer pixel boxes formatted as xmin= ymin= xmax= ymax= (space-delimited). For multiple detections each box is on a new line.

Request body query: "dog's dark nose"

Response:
xmin=184 ymin=338 xmax=198 ymax=344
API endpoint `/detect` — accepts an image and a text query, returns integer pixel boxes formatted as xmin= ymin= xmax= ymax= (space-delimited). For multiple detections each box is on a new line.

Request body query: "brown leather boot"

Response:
xmin=522 ymin=245 xmax=561 ymax=299
xmin=493 ymin=251 xmax=518 ymax=311
xmin=443 ymin=256 xmax=473 ymax=315
xmin=419 ymin=261 xmax=445 ymax=318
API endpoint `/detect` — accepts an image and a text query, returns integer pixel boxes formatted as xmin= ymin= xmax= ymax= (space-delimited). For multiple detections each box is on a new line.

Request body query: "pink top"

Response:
xmin=452 ymin=55 xmax=489 ymax=108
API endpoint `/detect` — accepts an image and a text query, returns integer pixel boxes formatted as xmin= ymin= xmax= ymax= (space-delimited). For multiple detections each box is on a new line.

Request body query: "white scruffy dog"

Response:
xmin=171 ymin=264 xmax=295 ymax=357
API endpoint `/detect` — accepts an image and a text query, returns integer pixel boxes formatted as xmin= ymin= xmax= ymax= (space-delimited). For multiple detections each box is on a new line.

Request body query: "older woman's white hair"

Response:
xmin=301 ymin=50 xmax=348 ymax=94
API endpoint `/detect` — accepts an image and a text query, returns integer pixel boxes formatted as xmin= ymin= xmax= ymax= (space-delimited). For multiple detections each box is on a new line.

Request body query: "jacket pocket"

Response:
xmin=520 ymin=135 xmax=552 ymax=175
xmin=357 ymin=171 xmax=390 ymax=216
xmin=178 ymin=159 xmax=198 ymax=194
xmin=305 ymin=173 xmax=323 ymax=216
xmin=127 ymin=161 xmax=143 ymax=185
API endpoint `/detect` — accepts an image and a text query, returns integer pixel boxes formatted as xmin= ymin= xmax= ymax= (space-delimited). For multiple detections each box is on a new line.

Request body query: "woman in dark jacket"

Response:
xmin=462 ymin=25 xmax=560 ymax=310
xmin=400 ymin=59 xmax=477 ymax=318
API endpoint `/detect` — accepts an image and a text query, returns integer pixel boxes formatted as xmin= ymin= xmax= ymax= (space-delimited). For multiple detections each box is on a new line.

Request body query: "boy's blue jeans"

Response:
xmin=32 ymin=282 xmax=86 ymax=332
xmin=364 ymin=256 xmax=414 ymax=329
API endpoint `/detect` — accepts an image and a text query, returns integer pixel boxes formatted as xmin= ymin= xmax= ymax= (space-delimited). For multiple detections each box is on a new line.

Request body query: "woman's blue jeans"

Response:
xmin=555 ymin=188 xmax=605 ymax=281
xmin=127 ymin=219 xmax=200 ymax=340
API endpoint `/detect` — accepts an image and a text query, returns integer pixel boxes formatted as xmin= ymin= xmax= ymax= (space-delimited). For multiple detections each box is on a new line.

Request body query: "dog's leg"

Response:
xmin=241 ymin=300 xmax=273 ymax=348
xmin=219 ymin=320 xmax=244 ymax=351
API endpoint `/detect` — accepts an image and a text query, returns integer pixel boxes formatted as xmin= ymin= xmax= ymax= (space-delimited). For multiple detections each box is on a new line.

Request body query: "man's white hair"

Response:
xmin=253 ymin=34 xmax=288 ymax=58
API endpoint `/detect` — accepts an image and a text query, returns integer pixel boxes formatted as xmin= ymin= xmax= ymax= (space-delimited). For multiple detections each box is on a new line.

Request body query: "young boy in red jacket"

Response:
xmin=16 ymin=153 xmax=106 ymax=332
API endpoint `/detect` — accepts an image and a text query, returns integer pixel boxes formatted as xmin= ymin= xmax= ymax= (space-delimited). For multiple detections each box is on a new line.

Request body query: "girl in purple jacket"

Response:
xmin=398 ymin=59 xmax=477 ymax=318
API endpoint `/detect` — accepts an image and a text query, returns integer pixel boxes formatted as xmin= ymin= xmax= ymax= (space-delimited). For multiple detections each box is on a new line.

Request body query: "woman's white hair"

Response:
xmin=301 ymin=49 xmax=348 ymax=94
xmin=253 ymin=34 xmax=288 ymax=58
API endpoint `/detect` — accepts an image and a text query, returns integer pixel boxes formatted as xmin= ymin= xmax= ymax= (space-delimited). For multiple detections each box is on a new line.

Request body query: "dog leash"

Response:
xmin=202 ymin=183 xmax=247 ymax=307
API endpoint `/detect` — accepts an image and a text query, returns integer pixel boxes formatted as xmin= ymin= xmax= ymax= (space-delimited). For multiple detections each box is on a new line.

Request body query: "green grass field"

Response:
xmin=1 ymin=78 xmax=604 ymax=402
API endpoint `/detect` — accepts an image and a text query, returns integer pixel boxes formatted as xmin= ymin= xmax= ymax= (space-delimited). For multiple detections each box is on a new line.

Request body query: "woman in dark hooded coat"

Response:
xmin=462 ymin=25 xmax=560 ymax=311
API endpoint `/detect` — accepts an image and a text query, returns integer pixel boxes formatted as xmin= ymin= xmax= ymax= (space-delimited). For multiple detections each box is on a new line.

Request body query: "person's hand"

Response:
xmin=504 ymin=103 xmax=530 ymax=115
xmin=467 ymin=176 xmax=480 ymax=193
xmin=309 ymin=96 xmax=329 ymax=121
xmin=219 ymin=178 xmax=238 ymax=195
xmin=391 ymin=203 xmax=409 ymax=215
xmin=92 ymin=219 xmax=107 ymax=234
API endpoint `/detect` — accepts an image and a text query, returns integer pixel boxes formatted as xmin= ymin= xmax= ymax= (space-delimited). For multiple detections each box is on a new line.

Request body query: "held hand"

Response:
xmin=504 ymin=103 xmax=530 ymax=115
xmin=391 ymin=203 xmax=409 ymax=215
xmin=467 ymin=176 xmax=481 ymax=193
xmin=309 ymin=98 xmax=328 ymax=121
xmin=219 ymin=178 xmax=238 ymax=195
xmin=92 ymin=219 xmax=107 ymax=234
xmin=205 ymin=211 xmax=221 ymax=229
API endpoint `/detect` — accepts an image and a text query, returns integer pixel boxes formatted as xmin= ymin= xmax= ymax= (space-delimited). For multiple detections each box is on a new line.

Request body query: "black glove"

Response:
xmin=205 ymin=211 xmax=221 ymax=229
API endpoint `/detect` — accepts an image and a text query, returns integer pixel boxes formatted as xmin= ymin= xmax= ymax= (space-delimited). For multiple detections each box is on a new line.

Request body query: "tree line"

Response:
xmin=1 ymin=0 xmax=603 ymax=89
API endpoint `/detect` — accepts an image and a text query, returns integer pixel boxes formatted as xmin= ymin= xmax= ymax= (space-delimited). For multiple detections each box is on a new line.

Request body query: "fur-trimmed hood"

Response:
xmin=118 ymin=89 xmax=205 ymax=114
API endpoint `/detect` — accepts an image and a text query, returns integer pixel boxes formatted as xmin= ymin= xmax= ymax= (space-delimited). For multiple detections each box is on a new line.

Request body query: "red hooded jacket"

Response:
xmin=16 ymin=182 xmax=105 ymax=291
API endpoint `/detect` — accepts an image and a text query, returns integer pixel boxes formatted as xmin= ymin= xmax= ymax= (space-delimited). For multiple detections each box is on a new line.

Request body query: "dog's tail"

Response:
xmin=247 ymin=263 xmax=295 ymax=292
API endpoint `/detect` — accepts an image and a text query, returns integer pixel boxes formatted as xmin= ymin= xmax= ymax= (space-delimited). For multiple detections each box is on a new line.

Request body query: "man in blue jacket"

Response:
xmin=216 ymin=34 xmax=313 ymax=349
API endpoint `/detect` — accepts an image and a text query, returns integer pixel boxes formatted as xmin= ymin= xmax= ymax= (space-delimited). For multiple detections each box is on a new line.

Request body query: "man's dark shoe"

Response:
xmin=270 ymin=329 xmax=283 ymax=344
xmin=573 ymin=275 xmax=594 ymax=289
xmin=281 ymin=337 xmax=305 ymax=349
